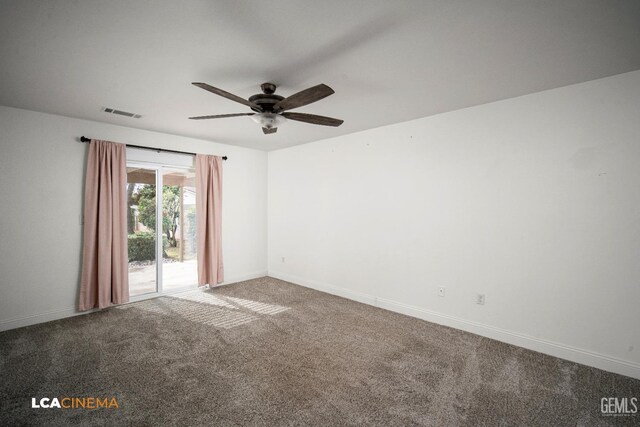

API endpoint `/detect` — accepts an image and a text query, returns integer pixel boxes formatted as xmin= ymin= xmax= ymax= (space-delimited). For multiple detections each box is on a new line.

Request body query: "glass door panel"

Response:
xmin=162 ymin=168 xmax=198 ymax=291
xmin=127 ymin=167 xmax=158 ymax=297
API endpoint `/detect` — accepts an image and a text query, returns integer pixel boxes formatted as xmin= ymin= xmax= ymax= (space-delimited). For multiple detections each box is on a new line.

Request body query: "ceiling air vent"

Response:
xmin=102 ymin=107 xmax=142 ymax=119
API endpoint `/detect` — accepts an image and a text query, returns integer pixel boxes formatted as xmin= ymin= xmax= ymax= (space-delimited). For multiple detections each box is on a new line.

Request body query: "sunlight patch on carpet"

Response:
xmin=117 ymin=290 xmax=290 ymax=329
xmin=119 ymin=298 xmax=257 ymax=329
xmin=171 ymin=290 xmax=238 ymax=309
xmin=225 ymin=296 xmax=290 ymax=315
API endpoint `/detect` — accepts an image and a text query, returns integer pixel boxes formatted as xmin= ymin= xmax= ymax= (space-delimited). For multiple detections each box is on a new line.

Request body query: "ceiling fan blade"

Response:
xmin=262 ymin=127 xmax=278 ymax=134
xmin=189 ymin=113 xmax=255 ymax=120
xmin=273 ymin=84 xmax=334 ymax=112
xmin=282 ymin=112 xmax=344 ymax=127
xmin=192 ymin=82 xmax=261 ymax=110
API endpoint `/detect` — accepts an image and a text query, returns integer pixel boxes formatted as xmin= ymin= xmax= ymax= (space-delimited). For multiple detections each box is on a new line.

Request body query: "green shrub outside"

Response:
xmin=128 ymin=232 xmax=168 ymax=261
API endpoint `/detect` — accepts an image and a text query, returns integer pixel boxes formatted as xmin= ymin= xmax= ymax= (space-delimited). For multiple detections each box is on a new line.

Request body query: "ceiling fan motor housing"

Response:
xmin=248 ymin=83 xmax=284 ymax=113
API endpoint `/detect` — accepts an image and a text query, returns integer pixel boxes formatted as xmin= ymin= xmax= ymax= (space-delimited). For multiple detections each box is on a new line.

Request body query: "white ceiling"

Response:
xmin=1 ymin=0 xmax=639 ymax=151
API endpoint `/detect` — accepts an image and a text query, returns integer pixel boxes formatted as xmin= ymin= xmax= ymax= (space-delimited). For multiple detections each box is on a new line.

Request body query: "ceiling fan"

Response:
xmin=189 ymin=82 xmax=344 ymax=134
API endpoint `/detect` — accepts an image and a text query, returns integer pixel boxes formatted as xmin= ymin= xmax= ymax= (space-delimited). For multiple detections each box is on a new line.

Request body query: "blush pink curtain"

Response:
xmin=195 ymin=154 xmax=224 ymax=286
xmin=79 ymin=140 xmax=129 ymax=311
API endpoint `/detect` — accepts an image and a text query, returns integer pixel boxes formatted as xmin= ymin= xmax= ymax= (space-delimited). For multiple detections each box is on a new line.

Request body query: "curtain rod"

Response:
xmin=79 ymin=136 xmax=228 ymax=160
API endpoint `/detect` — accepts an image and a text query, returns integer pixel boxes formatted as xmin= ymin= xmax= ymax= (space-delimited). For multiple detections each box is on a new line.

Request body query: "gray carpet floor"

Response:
xmin=1 ymin=276 xmax=639 ymax=426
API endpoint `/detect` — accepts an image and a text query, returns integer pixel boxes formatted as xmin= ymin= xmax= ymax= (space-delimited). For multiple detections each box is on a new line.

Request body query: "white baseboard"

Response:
xmin=0 ymin=270 xmax=269 ymax=333
xmin=268 ymin=271 xmax=640 ymax=380
xmin=0 ymin=307 xmax=91 ymax=332
xmin=221 ymin=270 xmax=269 ymax=286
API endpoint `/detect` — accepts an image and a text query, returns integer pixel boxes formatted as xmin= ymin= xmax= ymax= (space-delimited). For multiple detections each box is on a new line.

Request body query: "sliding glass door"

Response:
xmin=127 ymin=166 xmax=158 ymax=296
xmin=126 ymin=163 xmax=197 ymax=297
xmin=161 ymin=167 xmax=198 ymax=292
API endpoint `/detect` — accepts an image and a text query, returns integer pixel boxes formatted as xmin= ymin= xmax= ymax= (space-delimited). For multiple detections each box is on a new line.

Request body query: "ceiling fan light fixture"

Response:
xmin=251 ymin=112 xmax=286 ymax=129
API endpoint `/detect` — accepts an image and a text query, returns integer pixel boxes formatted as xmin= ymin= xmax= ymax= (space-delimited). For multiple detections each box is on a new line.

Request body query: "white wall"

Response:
xmin=268 ymin=70 xmax=640 ymax=379
xmin=0 ymin=106 xmax=267 ymax=330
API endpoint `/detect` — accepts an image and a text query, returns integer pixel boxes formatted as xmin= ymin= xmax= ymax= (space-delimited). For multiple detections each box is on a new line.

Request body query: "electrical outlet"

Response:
xmin=438 ymin=287 xmax=445 ymax=297
xmin=476 ymin=294 xmax=485 ymax=305
xmin=281 ymin=257 xmax=285 ymax=263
